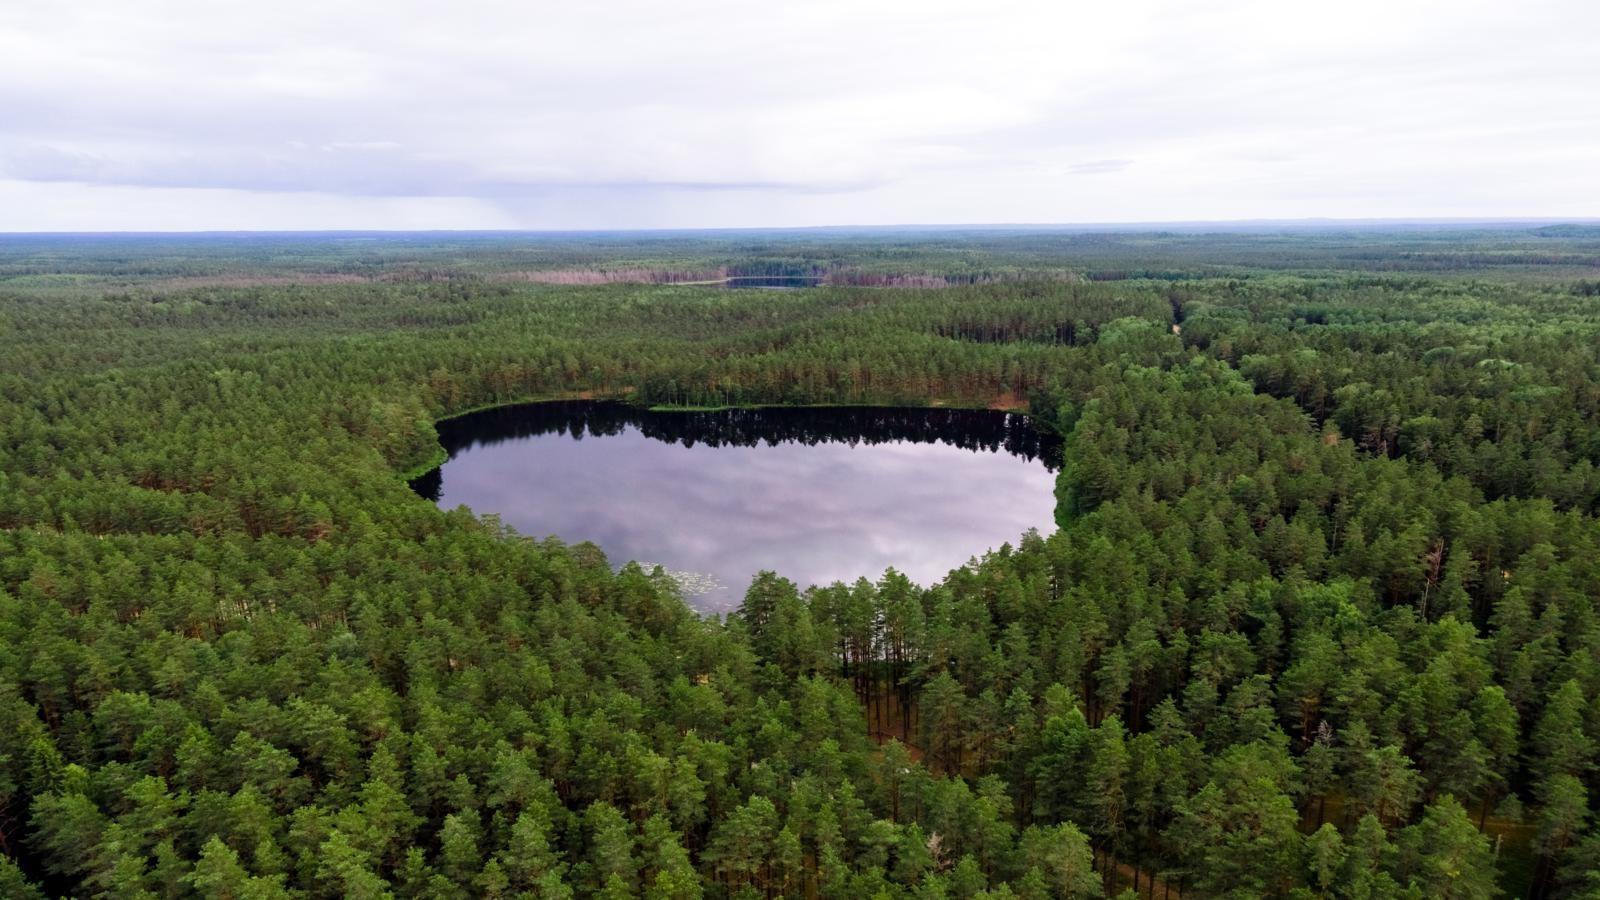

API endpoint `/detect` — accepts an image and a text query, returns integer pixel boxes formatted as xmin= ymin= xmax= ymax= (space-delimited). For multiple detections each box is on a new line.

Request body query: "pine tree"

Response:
xmin=1397 ymin=796 xmax=1501 ymax=900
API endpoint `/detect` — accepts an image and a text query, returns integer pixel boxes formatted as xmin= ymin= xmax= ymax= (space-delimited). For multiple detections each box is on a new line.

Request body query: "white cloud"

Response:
xmin=0 ymin=0 xmax=1595 ymax=228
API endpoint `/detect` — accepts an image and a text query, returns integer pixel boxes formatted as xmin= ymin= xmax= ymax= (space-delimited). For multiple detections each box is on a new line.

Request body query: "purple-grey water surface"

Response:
xmin=412 ymin=402 xmax=1059 ymax=613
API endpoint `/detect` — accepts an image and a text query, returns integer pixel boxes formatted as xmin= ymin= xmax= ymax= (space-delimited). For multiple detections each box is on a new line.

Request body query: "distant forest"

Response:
xmin=2 ymin=226 xmax=1599 ymax=898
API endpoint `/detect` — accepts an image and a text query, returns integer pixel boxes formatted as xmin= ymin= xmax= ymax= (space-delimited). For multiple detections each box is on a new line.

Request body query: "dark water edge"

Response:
xmin=410 ymin=401 xmax=1060 ymax=501
xmin=720 ymin=276 xmax=824 ymax=288
xmin=409 ymin=401 xmax=1061 ymax=612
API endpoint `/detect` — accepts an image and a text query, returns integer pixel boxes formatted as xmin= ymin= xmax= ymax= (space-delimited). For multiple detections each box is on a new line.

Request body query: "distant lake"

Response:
xmin=721 ymin=275 xmax=824 ymax=288
xmin=411 ymin=402 xmax=1060 ymax=613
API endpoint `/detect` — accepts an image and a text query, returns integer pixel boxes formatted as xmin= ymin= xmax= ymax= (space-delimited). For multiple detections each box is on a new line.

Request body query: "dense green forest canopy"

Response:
xmin=1 ymin=227 xmax=1599 ymax=898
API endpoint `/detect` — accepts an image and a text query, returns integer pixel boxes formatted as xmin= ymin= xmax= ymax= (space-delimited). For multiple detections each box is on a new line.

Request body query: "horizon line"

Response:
xmin=3 ymin=216 xmax=1600 ymax=238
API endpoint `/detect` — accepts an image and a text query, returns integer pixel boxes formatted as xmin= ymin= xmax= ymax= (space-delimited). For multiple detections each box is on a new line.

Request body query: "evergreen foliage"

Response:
xmin=2 ymin=228 xmax=1598 ymax=897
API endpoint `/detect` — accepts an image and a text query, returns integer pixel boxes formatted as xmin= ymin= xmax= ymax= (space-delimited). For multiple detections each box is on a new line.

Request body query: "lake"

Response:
xmin=411 ymin=401 xmax=1060 ymax=613
xmin=720 ymin=275 xmax=825 ymax=288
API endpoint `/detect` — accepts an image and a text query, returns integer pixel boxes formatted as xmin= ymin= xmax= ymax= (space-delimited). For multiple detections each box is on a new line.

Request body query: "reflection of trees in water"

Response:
xmin=414 ymin=401 xmax=1060 ymax=500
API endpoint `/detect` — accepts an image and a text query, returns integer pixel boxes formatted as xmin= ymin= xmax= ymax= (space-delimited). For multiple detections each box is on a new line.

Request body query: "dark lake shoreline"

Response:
xmin=412 ymin=399 xmax=1061 ymax=497
xmin=410 ymin=400 xmax=1061 ymax=612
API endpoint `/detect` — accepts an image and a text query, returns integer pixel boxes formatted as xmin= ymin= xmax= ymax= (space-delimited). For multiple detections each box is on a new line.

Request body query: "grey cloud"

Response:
xmin=1 ymin=0 xmax=1597 ymax=228
xmin=0 ymin=141 xmax=886 ymax=197
xmin=1068 ymin=159 xmax=1132 ymax=175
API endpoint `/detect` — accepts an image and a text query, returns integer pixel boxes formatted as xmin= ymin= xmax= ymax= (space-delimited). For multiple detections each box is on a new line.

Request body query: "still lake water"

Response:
xmin=411 ymin=402 xmax=1060 ymax=613
xmin=720 ymin=276 xmax=825 ymax=289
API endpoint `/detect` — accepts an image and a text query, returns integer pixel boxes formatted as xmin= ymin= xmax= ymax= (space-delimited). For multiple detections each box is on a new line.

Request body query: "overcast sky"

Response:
xmin=2 ymin=0 xmax=1596 ymax=230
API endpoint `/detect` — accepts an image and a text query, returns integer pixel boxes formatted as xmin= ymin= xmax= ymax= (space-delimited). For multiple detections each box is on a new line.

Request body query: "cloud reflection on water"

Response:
xmin=428 ymin=406 xmax=1058 ymax=613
